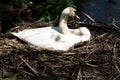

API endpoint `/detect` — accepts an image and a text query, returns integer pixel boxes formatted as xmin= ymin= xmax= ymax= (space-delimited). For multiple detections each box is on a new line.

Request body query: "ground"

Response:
xmin=0 ymin=20 xmax=120 ymax=80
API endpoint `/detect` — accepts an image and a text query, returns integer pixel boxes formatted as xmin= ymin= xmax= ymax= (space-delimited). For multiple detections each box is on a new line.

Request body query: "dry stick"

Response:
xmin=0 ymin=39 xmax=26 ymax=55
xmin=10 ymin=20 xmax=42 ymax=31
xmin=113 ymin=43 xmax=120 ymax=73
xmin=105 ymin=42 xmax=112 ymax=52
xmin=85 ymin=61 xmax=98 ymax=68
xmin=77 ymin=66 xmax=82 ymax=80
xmin=113 ymin=74 xmax=120 ymax=80
xmin=19 ymin=56 xmax=39 ymax=76
xmin=82 ymin=12 xmax=96 ymax=23
xmin=22 ymin=70 xmax=35 ymax=76
xmin=10 ymin=18 xmax=56 ymax=32
xmin=112 ymin=18 xmax=120 ymax=32
xmin=84 ymin=45 xmax=100 ymax=61
xmin=72 ymin=65 xmax=79 ymax=77
xmin=93 ymin=33 xmax=108 ymax=41
xmin=1 ymin=39 xmax=39 ymax=54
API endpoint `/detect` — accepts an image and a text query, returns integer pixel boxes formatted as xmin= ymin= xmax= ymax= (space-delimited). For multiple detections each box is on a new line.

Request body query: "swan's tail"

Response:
xmin=10 ymin=32 xmax=21 ymax=37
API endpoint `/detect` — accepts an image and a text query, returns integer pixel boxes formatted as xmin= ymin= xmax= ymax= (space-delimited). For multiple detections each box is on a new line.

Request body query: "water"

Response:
xmin=79 ymin=0 xmax=120 ymax=25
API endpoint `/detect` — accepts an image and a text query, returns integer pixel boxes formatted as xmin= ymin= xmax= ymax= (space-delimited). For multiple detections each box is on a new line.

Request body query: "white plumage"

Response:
xmin=11 ymin=7 xmax=91 ymax=51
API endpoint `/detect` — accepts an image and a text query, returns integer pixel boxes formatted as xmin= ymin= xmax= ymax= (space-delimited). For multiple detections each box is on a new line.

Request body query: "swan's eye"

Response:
xmin=73 ymin=9 xmax=77 ymax=14
xmin=74 ymin=10 xmax=78 ymax=14
xmin=70 ymin=10 xmax=75 ymax=16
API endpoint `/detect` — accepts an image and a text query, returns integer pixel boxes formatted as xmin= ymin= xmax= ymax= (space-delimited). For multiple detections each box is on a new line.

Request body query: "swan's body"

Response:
xmin=11 ymin=7 xmax=91 ymax=51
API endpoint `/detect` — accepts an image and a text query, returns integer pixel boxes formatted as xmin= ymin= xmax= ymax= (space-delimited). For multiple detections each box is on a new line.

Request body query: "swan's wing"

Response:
xmin=11 ymin=27 xmax=82 ymax=51
xmin=11 ymin=27 xmax=69 ymax=51
xmin=11 ymin=27 xmax=59 ymax=39
xmin=69 ymin=27 xmax=91 ymax=41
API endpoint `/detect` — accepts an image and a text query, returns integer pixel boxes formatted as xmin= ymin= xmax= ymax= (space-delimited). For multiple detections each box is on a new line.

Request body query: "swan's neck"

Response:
xmin=59 ymin=14 xmax=70 ymax=34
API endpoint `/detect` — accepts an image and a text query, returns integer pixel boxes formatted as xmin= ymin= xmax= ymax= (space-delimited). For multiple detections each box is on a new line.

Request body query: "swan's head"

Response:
xmin=61 ymin=7 xmax=80 ymax=19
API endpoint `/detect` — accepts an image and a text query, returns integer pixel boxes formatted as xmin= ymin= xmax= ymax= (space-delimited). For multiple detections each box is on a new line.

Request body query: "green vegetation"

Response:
xmin=12 ymin=0 xmax=76 ymax=21
xmin=0 ymin=76 xmax=16 ymax=80
xmin=12 ymin=0 xmax=30 ymax=4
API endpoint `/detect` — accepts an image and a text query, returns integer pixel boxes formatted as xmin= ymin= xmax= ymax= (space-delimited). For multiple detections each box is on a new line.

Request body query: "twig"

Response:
xmin=72 ymin=65 xmax=79 ymax=77
xmin=105 ymin=42 xmax=112 ymax=52
xmin=82 ymin=12 xmax=96 ymax=23
xmin=9 ymin=20 xmax=42 ymax=31
xmin=113 ymin=43 xmax=120 ymax=73
xmin=113 ymin=74 xmax=120 ymax=80
xmin=22 ymin=70 xmax=34 ymax=76
xmin=19 ymin=56 xmax=39 ymax=76
xmin=112 ymin=18 xmax=120 ymax=32
xmin=64 ymin=52 xmax=76 ymax=55
xmin=92 ymin=33 xmax=108 ymax=41
xmin=84 ymin=45 xmax=100 ymax=61
xmin=85 ymin=61 xmax=98 ymax=68
xmin=77 ymin=66 xmax=82 ymax=80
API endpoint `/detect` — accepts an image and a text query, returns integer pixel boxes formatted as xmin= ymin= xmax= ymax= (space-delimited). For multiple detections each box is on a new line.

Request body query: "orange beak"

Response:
xmin=75 ymin=14 xmax=80 ymax=19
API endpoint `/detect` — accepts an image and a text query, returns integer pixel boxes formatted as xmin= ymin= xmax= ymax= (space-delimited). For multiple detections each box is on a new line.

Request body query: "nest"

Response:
xmin=0 ymin=20 xmax=120 ymax=80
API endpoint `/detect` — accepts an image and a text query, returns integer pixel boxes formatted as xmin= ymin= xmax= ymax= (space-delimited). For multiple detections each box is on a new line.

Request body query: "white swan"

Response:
xmin=11 ymin=7 xmax=91 ymax=51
